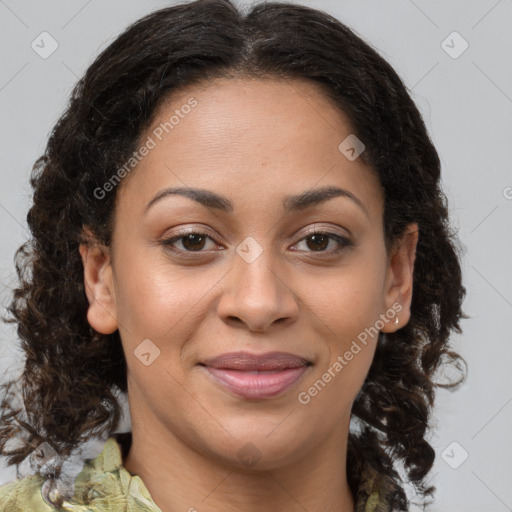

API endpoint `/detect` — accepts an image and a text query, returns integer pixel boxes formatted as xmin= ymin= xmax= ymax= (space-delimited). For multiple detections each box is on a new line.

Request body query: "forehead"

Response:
xmin=151 ymin=76 xmax=354 ymax=155
xmin=115 ymin=77 xmax=383 ymax=220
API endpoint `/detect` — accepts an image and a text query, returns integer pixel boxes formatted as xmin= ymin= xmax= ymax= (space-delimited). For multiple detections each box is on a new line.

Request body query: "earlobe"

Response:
xmin=381 ymin=223 xmax=419 ymax=332
xmin=79 ymin=234 xmax=118 ymax=335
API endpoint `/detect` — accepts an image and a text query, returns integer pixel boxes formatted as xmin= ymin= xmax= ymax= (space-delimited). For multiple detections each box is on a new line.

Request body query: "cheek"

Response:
xmin=306 ymin=262 xmax=386 ymax=342
xmin=113 ymin=248 xmax=217 ymax=339
xmin=112 ymin=251 xmax=229 ymax=393
xmin=295 ymin=270 xmax=383 ymax=412
xmin=294 ymin=258 xmax=385 ymax=401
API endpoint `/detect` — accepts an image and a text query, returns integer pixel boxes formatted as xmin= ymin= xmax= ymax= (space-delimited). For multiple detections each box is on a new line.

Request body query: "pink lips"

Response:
xmin=200 ymin=351 xmax=311 ymax=400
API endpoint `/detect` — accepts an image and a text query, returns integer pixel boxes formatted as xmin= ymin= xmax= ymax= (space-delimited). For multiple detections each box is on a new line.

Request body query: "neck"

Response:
xmin=123 ymin=415 xmax=355 ymax=512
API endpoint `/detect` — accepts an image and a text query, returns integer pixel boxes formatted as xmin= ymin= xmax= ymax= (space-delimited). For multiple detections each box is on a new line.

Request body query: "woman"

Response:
xmin=0 ymin=0 xmax=466 ymax=510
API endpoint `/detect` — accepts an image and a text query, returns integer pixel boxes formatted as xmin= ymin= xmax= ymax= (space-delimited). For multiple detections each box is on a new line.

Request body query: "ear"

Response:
xmin=380 ymin=223 xmax=419 ymax=332
xmin=79 ymin=227 xmax=118 ymax=335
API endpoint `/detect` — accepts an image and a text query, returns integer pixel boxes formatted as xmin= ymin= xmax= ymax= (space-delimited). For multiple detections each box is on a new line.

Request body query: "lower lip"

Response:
xmin=202 ymin=366 xmax=309 ymax=399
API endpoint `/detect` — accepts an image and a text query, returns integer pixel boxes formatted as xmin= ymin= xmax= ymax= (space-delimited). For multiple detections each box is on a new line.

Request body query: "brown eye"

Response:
xmin=180 ymin=233 xmax=207 ymax=251
xmin=161 ymin=231 xmax=218 ymax=252
xmin=293 ymin=230 xmax=352 ymax=255
xmin=305 ymin=233 xmax=330 ymax=251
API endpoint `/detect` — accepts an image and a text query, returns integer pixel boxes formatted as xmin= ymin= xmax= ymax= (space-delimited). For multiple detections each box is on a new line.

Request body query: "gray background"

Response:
xmin=1 ymin=1 xmax=511 ymax=511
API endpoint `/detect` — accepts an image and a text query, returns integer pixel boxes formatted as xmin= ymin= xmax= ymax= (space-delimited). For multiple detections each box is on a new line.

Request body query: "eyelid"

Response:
xmin=164 ymin=225 xmax=221 ymax=242
xmin=298 ymin=225 xmax=351 ymax=240
xmin=162 ymin=224 xmax=351 ymax=243
xmin=160 ymin=224 xmax=353 ymax=256
xmin=290 ymin=227 xmax=353 ymax=254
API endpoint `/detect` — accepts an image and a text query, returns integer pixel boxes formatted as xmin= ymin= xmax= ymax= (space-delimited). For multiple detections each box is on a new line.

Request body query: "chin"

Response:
xmin=201 ymin=427 xmax=311 ymax=472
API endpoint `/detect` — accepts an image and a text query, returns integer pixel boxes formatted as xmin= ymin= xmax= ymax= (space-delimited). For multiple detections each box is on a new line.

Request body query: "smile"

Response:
xmin=201 ymin=366 xmax=310 ymax=399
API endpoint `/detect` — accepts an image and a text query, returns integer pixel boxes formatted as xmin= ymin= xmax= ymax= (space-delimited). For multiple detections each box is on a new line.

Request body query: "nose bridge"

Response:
xmin=218 ymin=235 xmax=298 ymax=331
xmin=234 ymin=234 xmax=285 ymax=301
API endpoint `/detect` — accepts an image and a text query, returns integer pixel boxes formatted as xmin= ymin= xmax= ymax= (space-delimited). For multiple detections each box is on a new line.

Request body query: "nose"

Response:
xmin=216 ymin=244 xmax=299 ymax=333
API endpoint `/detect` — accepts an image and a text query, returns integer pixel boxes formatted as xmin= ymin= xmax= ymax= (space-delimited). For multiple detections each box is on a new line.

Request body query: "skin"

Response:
xmin=80 ymin=77 xmax=418 ymax=512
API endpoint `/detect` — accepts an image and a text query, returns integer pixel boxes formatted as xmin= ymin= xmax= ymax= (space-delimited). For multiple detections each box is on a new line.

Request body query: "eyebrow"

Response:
xmin=143 ymin=185 xmax=368 ymax=217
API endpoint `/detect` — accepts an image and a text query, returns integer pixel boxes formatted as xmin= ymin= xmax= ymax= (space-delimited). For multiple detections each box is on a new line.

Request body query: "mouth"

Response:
xmin=199 ymin=351 xmax=312 ymax=400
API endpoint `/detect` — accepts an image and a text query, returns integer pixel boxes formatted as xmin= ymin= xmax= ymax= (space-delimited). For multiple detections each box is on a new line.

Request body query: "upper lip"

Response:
xmin=201 ymin=351 xmax=311 ymax=371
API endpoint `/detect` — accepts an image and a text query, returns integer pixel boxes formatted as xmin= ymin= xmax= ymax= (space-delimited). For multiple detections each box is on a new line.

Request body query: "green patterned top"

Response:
xmin=0 ymin=433 xmax=397 ymax=511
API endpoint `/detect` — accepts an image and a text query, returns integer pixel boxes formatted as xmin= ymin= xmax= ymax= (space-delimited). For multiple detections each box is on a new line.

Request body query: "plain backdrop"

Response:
xmin=0 ymin=1 xmax=511 ymax=511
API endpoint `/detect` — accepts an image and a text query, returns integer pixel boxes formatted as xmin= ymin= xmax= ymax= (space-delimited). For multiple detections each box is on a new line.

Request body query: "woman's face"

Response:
xmin=81 ymin=77 xmax=417 ymax=469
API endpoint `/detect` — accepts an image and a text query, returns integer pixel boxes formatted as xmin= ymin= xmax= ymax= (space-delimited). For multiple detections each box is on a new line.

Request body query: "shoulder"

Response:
xmin=0 ymin=473 xmax=54 ymax=512
xmin=0 ymin=435 xmax=161 ymax=512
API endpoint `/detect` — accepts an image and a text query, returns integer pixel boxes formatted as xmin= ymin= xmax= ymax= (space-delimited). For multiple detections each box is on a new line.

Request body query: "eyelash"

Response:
xmin=160 ymin=228 xmax=353 ymax=257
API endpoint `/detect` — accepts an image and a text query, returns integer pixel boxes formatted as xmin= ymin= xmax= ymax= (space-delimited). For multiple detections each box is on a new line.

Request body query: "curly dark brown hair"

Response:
xmin=0 ymin=0 xmax=467 ymax=509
